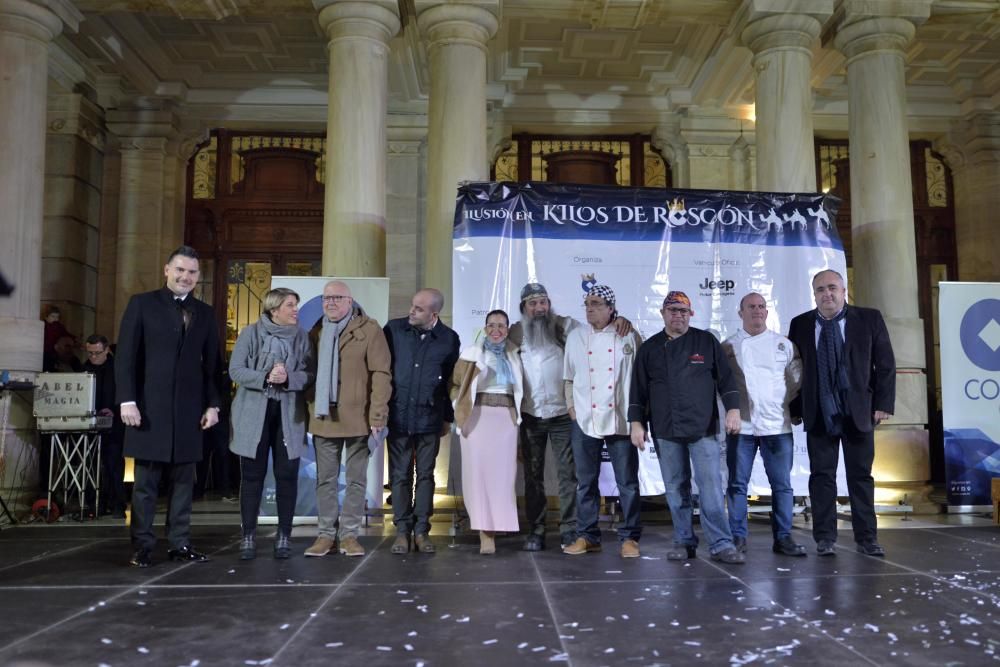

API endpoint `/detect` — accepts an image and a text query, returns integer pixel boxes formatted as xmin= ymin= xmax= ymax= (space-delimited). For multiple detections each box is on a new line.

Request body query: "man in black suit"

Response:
xmin=116 ymin=245 xmax=222 ymax=567
xmin=788 ymin=269 xmax=895 ymax=558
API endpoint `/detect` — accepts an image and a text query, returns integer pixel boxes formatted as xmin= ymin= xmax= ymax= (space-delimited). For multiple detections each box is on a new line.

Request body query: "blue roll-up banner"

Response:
xmin=940 ymin=282 xmax=1000 ymax=510
xmin=453 ymin=181 xmax=848 ymax=497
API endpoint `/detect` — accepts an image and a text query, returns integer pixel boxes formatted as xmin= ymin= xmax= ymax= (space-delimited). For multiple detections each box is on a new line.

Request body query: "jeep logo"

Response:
xmin=699 ymin=278 xmax=736 ymax=291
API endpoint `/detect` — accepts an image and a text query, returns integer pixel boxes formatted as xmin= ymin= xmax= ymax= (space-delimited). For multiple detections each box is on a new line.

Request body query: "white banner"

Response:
xmin=452 ymin=182 xmax=848 ymax=497
xmin=940 ymin=282 xmax=1000 ymax=508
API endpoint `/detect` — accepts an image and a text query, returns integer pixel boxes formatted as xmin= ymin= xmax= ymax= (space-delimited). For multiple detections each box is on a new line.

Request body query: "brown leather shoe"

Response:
xmin=620 ymin=539 xmax=640 ymax=558
xmin=390 ymin=534 xmax=411 ymax=554
xmin=562 ymin=537 xmax=601 ymax=555
xmin=414 ymin=533 xmax=435 ymax=553
xmin=304 ymin=536 xmax=335 ymax=557
xmin=339 ymin=535 xmax=365 ymax=557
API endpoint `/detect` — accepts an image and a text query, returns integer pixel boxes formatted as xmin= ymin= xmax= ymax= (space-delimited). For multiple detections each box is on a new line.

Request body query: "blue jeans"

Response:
xmin=656 ymin=436 xmax=734 ymax=554
xmin=571 ymin=424 xmax=641 ymax=544
xmin=726 ymin=433 xmax=795 ymax=541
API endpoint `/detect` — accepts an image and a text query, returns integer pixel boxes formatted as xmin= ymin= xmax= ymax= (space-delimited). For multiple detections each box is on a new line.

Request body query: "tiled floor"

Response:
xmin=0 ymin=511 xmax=998 ymax=666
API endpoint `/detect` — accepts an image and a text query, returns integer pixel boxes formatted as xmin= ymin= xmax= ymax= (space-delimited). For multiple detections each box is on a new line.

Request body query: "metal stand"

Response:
xmin=45 ymin=431 xmax=101 ymax=521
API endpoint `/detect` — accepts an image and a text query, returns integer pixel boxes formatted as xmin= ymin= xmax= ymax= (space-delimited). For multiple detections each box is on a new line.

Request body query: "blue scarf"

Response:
xmin=816 ymin=306 xmax=850 ymax=435
xmin=484 ymin=339 xmax=515 ymax=386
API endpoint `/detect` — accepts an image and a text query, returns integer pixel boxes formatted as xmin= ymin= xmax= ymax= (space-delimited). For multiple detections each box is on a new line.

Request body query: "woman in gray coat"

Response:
xmin=230 ymin=288 xmax=314 ymax=559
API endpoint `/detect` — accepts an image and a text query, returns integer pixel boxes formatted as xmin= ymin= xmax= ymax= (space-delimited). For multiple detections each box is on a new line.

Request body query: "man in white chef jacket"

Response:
xmin=562 ymin=285 xmax=644 ymax=559
xmin=722 ymin=292 xmax=805 ymax=558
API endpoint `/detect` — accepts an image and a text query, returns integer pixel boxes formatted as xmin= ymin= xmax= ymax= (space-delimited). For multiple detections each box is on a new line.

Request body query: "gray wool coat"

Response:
xmin=228 ymin=319 xmax=315 ymax=460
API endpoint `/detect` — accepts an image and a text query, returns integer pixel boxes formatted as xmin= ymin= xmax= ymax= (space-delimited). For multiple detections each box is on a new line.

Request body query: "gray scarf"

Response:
xmin=314 ymin=311 xmax=352 ymax=417
xmin=255 ymin=314 xmax=304 ymax=444
xmin=256 ymin=314 xmax=301 ymax=400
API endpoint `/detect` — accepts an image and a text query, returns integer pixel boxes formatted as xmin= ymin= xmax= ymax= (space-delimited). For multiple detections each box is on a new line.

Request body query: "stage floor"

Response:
xmin=0 ymin=513 xmax=998 ymax=666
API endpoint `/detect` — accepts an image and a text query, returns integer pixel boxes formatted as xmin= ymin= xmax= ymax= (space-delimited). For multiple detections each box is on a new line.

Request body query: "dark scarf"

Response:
xmin=816 ymin=306 xmax=850 ymax=435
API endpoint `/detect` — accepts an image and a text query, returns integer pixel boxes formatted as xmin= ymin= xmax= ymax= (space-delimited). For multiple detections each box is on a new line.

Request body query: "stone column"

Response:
xmin=941 ymin=113 xmax=1000 ymax=282
xmin=833 ymin=3 xmax=934 ymax=511
xmin=419 ymin=2 xmax=499 ymax=318
xmin=315 ymin=0 xmax=400 ymax=277
xmin=728 ymin=135 xmax=752 ymax=191
xmin=43 ymin=92 xmax=107 ymax=343
xmin=0 ymin=0 xmax=80 ymax=373
xmin=105 ymin=109 xmax=182 ymax=338
xmin=652 ymin=118 xmax=690 ymax=188
xmin=740 ymin=1 xmax=831 ymax=192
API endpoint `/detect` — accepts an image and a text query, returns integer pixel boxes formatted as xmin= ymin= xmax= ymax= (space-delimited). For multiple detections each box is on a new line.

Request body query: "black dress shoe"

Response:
xmin=733 ymin=536 xmax=747 ymax=553
xmin=129 ymin=549 xmax=153 ymax=568
xmin=522 ymin=534 xmax=545 ymax=552
xmin=772 ymin=537 xmax=807 ymax=557
xmin=816 ymin=540 xmax=837 ymax=557
xmin=167 ymin=545 xmax=210 ymax=562
xmin=856 ymin=541 xmax=885 ymax=557
xmin=667 ymin=545 xmax=697 ymax=561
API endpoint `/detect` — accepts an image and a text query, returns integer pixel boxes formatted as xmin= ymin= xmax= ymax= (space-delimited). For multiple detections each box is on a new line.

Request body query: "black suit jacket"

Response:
xmin=787 ymin=305 xmax=896 ymax=434
xmin=115 ymin=288 xmax=222 ymax=463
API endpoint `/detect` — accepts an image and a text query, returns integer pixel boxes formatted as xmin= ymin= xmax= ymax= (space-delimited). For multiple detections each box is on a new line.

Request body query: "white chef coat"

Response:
xmin=723 ymin=327 xmax=802 ymax=436
xmin=563 ymin=323 xmax=640 ymax=438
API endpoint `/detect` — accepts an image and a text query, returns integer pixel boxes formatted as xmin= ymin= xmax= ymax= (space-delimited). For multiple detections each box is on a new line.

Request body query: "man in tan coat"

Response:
xmin=305 ymin=281 xmax=391 ymax=557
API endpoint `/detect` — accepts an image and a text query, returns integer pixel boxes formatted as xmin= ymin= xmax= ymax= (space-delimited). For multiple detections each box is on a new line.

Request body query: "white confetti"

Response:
xmin=397 ymin=590 xmax=408 ymax=594
xmin=777 ymin=567 xmax=791 ymax=572
xmin=137 ymin=647 xmax=149 ymax=654
xmin=864 ymin=624 xmax=879 ymax=633
xmin=137 ymin=601 xmax=146 ymax=606
xmin=440 ymin=614 xmax=451 ymax=620
xmin=605 ymin=570 xmax=622 ymax=574
xmin=532 ymin=646 xmax=547 ymax=652
xmin=228 ymin=569 xmax=236 ymax=574
xmin=604 ymin=648 xmax=615 ymax=654
xmin=100 ymin=638 xmax=112 ymax=645
xmin=456 ymin=616 xmax=470 ymax=623
xmin=483 ymin=639 xmax=498 ymax=645
xmin=325 ymin=642 xmax=343 ymax=648
xmin=517 ymin=642 xmax=529 ymax=649
xmin=408 ymin=631 xmax=418 ymax=637
xmin=684 ymin=641 xmax=701 ymax=647
xmin=824 ymin=609 xmax=836 ymax=616
xmin=376 ymin=646 xmax=392 ymax=651
xmin=516 ymin=612 xmax=524 ymax=618
xmin=404 ymin=644 xmax=414 ymax=651
xmin=280 ymin=623 xmax=290 ymax=630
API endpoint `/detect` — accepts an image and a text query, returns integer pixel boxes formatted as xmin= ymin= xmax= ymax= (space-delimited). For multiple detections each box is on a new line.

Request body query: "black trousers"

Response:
xmin=99 ymin=434 xmax=127 ymax=513
xmin=806 ymin=421 xmax=877 ymax=544
xmin=239 ymin=400 xmax=299 ymax=537
xmin=387 ymin=431 xmax=440 ymax=536
xmin=131 ymin=459 xmax=196 ymax=551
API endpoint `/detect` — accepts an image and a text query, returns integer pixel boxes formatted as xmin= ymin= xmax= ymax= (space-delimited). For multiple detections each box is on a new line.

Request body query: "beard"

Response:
xmin=524 ymin=310 xmax=560 ymax=348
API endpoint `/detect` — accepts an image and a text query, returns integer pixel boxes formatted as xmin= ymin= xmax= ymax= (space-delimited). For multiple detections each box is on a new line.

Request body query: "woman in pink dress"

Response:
xmin=451 ymin=310 xmax=524 ymax=554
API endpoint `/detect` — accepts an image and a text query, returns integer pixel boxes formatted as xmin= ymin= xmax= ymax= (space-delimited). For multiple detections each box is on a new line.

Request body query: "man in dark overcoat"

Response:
xmin=788 ymin=269 xmax=895 ymax=558
xmin=116 ymin=245 xmax=222 ymax=567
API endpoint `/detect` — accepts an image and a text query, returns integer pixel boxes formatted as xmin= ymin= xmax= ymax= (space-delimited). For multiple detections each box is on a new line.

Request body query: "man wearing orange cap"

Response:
xmin=629 ymin=291 xmax=744 ymax=564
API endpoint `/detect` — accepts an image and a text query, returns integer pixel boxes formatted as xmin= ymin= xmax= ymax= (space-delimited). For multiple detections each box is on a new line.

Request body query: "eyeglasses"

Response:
xmin=665 ymin=307 xmax=691 ymax=315
xmin=322 ymin=295 xmax=350 ymax=304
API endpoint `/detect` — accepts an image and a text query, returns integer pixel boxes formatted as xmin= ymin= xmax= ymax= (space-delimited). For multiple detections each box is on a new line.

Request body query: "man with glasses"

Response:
xmin=305 ymin=281 xmax=391 ymax=558
xmin=84 ymin=334 xmax=127 ymax=518
xmin=722 ymin=293 xmax=805 ymax=558
xmin=629 ymin=291 xmax=744 ymax=564
xmin=562 ymin=284 xmax=643 ymax=558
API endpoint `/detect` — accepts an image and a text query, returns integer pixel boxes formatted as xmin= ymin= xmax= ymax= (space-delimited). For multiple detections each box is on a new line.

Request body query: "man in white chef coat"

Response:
xmin=722 ymin=292 xmax=805 ymax=558
xmin=562 ymin=284 xmax=643 ymax=559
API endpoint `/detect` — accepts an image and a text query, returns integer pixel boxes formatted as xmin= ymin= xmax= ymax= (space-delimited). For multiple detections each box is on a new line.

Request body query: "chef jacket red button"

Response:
xmin=592 ymin=404 xmax=596 ymax=408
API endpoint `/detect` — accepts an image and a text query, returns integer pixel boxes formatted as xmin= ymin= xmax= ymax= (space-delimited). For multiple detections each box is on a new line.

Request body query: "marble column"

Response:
xmin=316 ymin=0 xmax=399 ymax=277
xmin=106 ymin=109 xmax=182 ymax=338
xmin=0 ymin=0 xmax=80 ymax=373
xmin=741 ymin=1 xmax=831 ymax=192
xmin=941 ymin=113 xmax=1000 ymax=282
xmin=43 ymin=92 xmax=107 ymax=344
xmin=728 ymin=135 xmax=752 ymax=191
xmin=652 ymin=118 xmax=690 ymax=188
xmin=419 ymin=2 xmax=499 ymax=319
xmin=833 ymin=4 xmax=934 ymax=511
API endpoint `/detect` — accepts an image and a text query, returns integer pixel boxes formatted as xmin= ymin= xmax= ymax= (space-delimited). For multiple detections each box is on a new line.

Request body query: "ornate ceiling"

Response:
xmin=56 ymin=0 xmax=1000 ymax=130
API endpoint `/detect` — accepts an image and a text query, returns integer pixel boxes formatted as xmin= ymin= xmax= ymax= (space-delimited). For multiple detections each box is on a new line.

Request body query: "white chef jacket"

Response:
xmin=563 ymin=323 xmax=640 ymax=438
xmin=722 ymin=327 xmax=802 ymax=436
